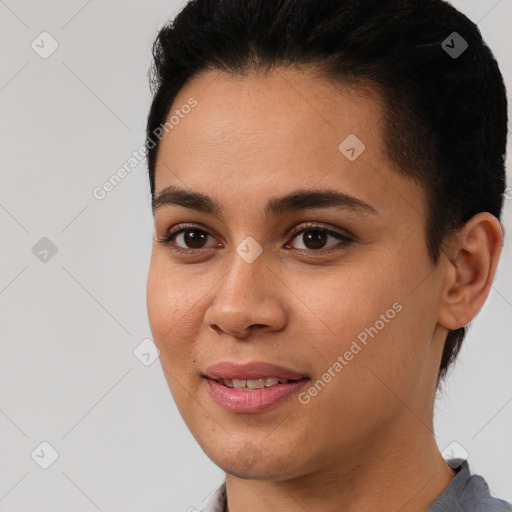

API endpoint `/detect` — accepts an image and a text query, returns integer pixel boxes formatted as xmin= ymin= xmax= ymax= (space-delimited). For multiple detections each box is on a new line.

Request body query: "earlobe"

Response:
xmin=438 ymin=212 xmax=503 ymax=330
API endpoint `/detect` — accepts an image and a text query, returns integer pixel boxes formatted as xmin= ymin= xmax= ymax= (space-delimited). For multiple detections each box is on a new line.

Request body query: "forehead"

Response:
xmin=158 ymin=66 xmax=383 ymax=165
xmin=154 ymin=67 xmax=425 ymax=224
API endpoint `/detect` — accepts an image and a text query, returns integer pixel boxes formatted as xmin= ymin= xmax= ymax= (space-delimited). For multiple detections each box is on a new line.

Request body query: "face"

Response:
xmin=146 ymin=67 xmax=448 ymax=480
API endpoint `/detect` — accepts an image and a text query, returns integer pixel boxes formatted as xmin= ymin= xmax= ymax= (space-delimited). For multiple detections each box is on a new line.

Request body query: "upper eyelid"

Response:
xmin=161 ymin=222 xmax=352 ymax=245
xmin=288 ymin=222 xmax=353 ymax=239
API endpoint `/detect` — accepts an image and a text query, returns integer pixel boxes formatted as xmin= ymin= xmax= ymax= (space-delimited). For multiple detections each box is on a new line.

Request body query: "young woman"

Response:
xmin=144 ymin=1 xmax=511 ymax=510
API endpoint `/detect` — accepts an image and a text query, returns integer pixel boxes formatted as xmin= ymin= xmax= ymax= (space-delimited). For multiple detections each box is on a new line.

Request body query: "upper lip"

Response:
xmin=203 ymin=361 xmax=308 ymax=381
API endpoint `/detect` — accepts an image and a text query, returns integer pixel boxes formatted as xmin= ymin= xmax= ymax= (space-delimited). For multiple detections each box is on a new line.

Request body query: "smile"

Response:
xmin=218 ymin=377 xmax=293 ymax=389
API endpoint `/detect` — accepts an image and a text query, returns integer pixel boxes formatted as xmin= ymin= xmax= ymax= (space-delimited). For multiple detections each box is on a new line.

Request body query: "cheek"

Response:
xmin=146 ymin=254 xmax=206 ymax=358
xmin=300 ymin=260 xmax=402 ymax=347
xmin=302 ymin=249 xmax=430 ymax=379
xmin=146 ymin=257 xmax=209 ymax=415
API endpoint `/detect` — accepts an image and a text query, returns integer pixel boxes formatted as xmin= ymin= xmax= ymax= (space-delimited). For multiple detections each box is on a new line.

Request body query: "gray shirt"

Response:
xmin=197 ymin=459 xmax=511 ymax=511
xmin=427 ymin=459 xmax=511 ymax=511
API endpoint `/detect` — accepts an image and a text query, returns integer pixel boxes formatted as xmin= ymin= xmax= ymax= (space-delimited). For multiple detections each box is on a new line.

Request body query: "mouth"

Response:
xmin=202 ymin=361 xmax=310 ymax=413
xmin=203 ymin=360 xmax=309 ymax=383
xmin=214 ymin=377 xmax=304 ymax=390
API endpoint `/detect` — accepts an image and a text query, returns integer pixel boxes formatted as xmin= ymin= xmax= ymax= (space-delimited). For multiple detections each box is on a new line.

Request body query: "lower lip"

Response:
xmin=205 ymin=378 xmax=309 ymax=413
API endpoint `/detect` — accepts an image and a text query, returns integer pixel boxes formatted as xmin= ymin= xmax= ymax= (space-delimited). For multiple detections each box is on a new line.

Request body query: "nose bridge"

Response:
xmin=221 ymin=240 xmax=268 ymax=304
xmin=205 ymin=240 xmax=287 ymax=336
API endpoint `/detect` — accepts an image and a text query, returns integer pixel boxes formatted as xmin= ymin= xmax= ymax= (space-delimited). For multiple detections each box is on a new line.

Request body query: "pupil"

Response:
xmin=185 ymin=229 xmax=207 ymax=248
xmin=304 ymin=230 xmax=327 ymax=249
xmin=182 ymin=229 xmax=328 ymax=250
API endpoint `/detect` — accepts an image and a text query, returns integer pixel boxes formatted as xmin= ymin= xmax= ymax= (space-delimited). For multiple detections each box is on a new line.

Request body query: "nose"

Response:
xmin=203 ymin=247 xmax=288 ymax=339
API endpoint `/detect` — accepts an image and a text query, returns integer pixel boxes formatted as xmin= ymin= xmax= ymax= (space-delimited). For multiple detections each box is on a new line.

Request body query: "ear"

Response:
xmin=438 ymin=212 xmax=503 ymax=330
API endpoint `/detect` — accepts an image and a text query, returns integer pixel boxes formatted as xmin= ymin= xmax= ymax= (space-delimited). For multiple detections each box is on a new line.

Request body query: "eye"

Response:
xmin=156 ymin=222 xmax=354 ymax=256
xmin=155 ymin=224 xmax=221 ymax=253
xmin=285 ymin=223 xmax=354 ymax=253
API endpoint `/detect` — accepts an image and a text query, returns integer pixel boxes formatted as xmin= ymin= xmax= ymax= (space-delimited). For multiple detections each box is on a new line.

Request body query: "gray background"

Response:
xmin=0 ymin=1 xmax=510 ymax=510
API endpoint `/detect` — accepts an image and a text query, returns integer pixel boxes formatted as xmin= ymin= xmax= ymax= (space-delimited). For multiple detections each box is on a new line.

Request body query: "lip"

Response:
xmin=203 ymin=361 xmax=309 ymax=413
xmin=205 ymin=378 xmax=309 ymax=413
xmin=203 ymin=361 xmax=308 ymax=381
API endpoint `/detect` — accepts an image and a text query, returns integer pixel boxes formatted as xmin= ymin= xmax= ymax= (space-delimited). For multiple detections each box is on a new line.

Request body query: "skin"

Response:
xmin=146 ymin=67 xmax=503 ymax=512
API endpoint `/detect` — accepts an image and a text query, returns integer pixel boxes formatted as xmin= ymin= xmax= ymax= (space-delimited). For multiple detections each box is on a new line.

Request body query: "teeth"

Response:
xmin=232 ymin=379 xmax=246 ymax=388
xmin=247 ymin=378 xmax=266 ymax=389
xmin=220 ymin=377 xmax=291 ymax=389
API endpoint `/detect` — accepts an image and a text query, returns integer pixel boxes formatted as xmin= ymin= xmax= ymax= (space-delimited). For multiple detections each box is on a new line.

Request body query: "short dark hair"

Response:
xmin=145 ymin=0 xmax=508 ymax=384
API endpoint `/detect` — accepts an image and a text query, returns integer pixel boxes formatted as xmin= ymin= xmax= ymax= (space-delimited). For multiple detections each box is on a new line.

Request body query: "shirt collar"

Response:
xmin=198 ymin=481 xmax=226 ymax=512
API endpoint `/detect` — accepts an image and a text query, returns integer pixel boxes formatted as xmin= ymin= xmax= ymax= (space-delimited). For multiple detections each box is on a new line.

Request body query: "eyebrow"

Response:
xmin=152 ymin=185 xmax=378 ymax=217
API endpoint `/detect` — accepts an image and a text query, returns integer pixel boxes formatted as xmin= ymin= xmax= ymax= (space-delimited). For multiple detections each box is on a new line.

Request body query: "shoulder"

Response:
xmin=428 ymin=459 xmax=511 ymax=512
xmin=459 ymin=473 xmax=511 ymax=511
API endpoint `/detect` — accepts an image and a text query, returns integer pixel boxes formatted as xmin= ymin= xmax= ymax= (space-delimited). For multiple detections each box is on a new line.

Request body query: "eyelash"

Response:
xmin=155 ymin=222 xmax=354 ymax=256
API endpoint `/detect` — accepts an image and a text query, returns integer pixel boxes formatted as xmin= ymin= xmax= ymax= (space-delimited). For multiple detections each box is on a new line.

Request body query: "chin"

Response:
xmin=222 ymin=465 xmax=267 ymax=480
xmin=204 ymin=442 xmax=310 ymax=482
